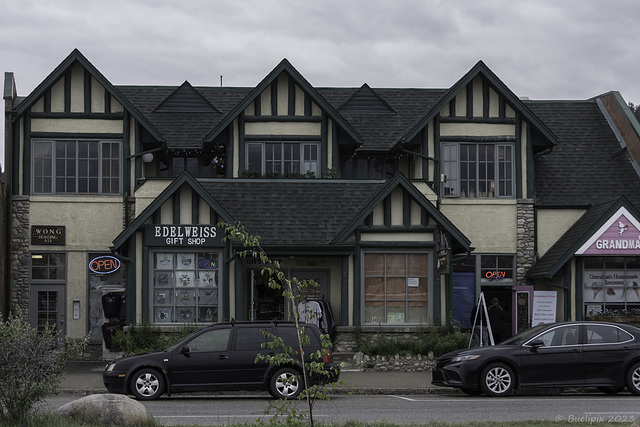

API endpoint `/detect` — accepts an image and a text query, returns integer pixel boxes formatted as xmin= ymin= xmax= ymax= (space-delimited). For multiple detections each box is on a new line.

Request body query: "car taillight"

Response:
xmin=323 ymin=348 xmax=332 ymax=363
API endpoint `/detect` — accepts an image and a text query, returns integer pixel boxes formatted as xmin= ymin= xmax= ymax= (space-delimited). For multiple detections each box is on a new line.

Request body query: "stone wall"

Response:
xmin=10 ymin=196 xmax=30 ymax=319
xmin=516 ymin=199 xmax=535 ymax=286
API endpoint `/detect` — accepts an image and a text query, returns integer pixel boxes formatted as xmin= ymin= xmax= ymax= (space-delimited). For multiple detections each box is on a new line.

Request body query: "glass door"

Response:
xmin=512 ymin=286 xmax=533 ymax=334
xmin=29 ymin=285 xmax=66 ymax=339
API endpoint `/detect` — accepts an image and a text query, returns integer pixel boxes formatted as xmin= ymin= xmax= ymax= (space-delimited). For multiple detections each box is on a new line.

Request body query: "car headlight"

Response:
xmin=106 ymin=362 xmax=117 ymax=372
xmin=452 ymin=354 xmax=481 ymax=363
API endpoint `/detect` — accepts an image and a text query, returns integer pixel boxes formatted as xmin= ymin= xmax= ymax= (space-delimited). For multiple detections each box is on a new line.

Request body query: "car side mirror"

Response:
xmin=529 ymin=339 xmax=544 ymax=352
xmin=180 ymin=346 xmax=191 ymax=357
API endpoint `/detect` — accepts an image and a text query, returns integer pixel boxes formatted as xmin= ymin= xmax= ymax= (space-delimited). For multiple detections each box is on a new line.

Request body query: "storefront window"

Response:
xmin=88 ymin=253 xmax=124 ymax=341
xmin=152 ymin=251 xmax=220 ymax=324
xmin=480 ymin=255 xmax=515 ymax=284
xmin=584 ymin=257 xmax=640 ymax=316
xmin=364 ymin=252 xmax=429 ymax=324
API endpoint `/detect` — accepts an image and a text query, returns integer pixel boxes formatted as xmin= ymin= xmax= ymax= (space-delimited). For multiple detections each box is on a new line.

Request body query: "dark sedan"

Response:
xmin=432 ymin=321 xmax=640 ymax=396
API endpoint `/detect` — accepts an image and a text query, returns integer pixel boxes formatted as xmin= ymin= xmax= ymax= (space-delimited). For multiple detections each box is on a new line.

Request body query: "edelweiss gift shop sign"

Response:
xmin=576 ymin=207 xmax=640 ymax=255
xmin=145 ymin=225 xmax=223 ymax=247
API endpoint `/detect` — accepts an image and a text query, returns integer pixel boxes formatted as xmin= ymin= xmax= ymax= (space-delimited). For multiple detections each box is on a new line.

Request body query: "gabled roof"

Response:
xmin=338 ymin=84 xmax=397 ymax=113
xmin=332 ymin=173 xmax=472 ymax=253
xmin=154 ymin=81 xmax=219 ymax=112
xmin=203 ymin=58 xmax=362 ymax=144
xmin=111 ymin=172 xmax=235 ymax=250
xmin=12 ymin=49 xmax=163 ymax=142
xmin=528 ymin=197 xmax=640 ymax=278
xmin=400 ymin=60 xmax=559 ymax=153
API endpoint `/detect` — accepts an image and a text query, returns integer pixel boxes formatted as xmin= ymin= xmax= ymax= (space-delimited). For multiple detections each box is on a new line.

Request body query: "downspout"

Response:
xmin=4 ymin=109 xmax=14 ymax=317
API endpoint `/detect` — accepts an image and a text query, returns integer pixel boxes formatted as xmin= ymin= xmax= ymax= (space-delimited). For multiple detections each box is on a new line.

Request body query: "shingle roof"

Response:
xmin=117 ymin=86 xmax=251 ymax=149
xmin=529 ymin=100 xmax=640 ymax=208
xmin=199 ymin=179 xmax=386 ymax=245
xmin=528 ymin=199 xmax=617 ymax=278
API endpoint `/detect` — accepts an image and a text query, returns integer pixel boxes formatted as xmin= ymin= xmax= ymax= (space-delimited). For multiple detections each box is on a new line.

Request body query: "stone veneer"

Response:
xmin=10 ymin=196 xmax=30 ymax=319
xmin=516 ymin=199 xmax=535 ymax=286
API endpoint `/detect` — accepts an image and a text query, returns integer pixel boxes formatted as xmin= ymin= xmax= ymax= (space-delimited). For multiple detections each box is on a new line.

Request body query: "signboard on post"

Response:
xmin=531 ymin=291 xmax=557 ymax=325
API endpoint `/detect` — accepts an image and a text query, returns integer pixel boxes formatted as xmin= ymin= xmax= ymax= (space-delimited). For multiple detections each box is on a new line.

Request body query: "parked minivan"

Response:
xmin=103 ymin=321 xmax=339 ymax=400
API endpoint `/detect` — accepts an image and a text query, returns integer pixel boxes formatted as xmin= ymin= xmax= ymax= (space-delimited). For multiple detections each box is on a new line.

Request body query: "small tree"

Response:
xmin=0 ymin=314 xmax=88 ymax=424
xmin=220 ymin=222 xmax=344 ymax=426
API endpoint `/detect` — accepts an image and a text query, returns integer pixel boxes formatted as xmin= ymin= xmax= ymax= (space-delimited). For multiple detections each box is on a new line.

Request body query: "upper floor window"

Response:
xmin=33 ymin=139 xmax=121 ymax=195
xmin=342 ymin=157 xmax=395 ymax=179
xmin=246 ymin=142 xmax=319 ymax=177
xmin=441 ymin=143 xmax=513 ymax=198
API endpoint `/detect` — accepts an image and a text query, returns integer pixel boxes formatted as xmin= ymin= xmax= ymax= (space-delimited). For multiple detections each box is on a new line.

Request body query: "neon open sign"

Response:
xmin=89 ymin=256 xmax=121 ymax=274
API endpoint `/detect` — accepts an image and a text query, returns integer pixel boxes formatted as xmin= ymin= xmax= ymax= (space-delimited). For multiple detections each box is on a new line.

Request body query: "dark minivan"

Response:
xmin=103 ymin=321 xmax=339 ymax=400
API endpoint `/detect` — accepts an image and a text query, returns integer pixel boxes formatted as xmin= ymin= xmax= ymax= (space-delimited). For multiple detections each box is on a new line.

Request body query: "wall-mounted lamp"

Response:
xmin=142 ymin=153 xmax=154 ymax=163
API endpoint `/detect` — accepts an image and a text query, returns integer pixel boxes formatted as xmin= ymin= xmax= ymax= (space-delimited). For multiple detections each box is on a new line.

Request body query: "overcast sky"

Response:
xmin=3 ymin=0 xmax=640 ymax=169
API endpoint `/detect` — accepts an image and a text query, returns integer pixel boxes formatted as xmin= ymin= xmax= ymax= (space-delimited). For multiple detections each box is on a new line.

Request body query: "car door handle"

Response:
xmin=217 ymin=355 xmax=228 ymax=360
xmin=569 ymin=349 xmax=582 ymax=353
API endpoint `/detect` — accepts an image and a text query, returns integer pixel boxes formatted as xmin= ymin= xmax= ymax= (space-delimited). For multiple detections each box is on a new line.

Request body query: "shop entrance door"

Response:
xmin=512 ymin=286 xmax=533 ymax=334
xmin=29 ymin=285 xmax=66 ymax=340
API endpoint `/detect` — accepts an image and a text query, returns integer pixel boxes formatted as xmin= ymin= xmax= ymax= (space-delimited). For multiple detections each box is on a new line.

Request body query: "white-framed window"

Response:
xmin=246 ymin=142 xmax=319 ymax=177
xmin=151 ymin=250 xmax=220 ymax=324
xmin=441 ymin=142 xmax=513 ymax=198
xmin=363 ymin=252 xmax=429 ymax=324
xmin=33 ymin=139 xmax=122 ymax=195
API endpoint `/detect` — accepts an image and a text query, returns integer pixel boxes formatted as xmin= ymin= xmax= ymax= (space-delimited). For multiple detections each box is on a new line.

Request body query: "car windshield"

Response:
xmin=499 ymin=324 xmax=549 ymax=346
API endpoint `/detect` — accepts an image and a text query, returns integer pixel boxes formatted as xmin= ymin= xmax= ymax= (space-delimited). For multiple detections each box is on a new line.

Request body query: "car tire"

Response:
xmin=597 ymin=386 xmax=624 ymax=395
xmin=269 ymin=367 xmax=302 ymax=399
xmin=130 ymin=368 xmax=165 ymax=400
xmin=625 ymin=362 xmax=640 ymax=396
xmin=460 ymin=388 xmax=481 ymax=396
xmin=479 ymin=363 xmax=515 ymax=397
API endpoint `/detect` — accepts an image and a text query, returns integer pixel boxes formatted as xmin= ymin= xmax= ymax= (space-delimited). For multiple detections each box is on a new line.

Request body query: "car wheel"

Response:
xmin=130 ymin=368 xmax=165 ymax=400
xmin=625 ymin=362 xmax=640 ymax=396
xmin=597 ymin=386 xmax=624 ymax=395
xmin=479 ymin=363 xmax=515 ymax=397
xmin=269 ymin=367 xmax=302 ymax=399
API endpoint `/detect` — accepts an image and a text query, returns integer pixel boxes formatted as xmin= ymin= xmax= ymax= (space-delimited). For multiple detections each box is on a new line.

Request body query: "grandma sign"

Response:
xmin=576 ymin=207 xmax=640 ymax=255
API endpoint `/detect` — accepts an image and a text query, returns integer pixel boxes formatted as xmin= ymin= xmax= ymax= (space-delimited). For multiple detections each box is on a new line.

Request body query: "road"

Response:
xmin=45 ymin=391 xmax=640 ymax=425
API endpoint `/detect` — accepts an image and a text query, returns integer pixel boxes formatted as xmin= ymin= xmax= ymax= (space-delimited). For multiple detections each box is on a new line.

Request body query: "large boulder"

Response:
xmin=55 ymin=394 xmax=154 ymax=426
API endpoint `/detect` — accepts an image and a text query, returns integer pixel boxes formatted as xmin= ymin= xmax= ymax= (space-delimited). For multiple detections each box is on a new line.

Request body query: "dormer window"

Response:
xmin=246 ymin=142 xmax=319 ymax=177
xmin=441 ymin=142 xmax=514 ymax=198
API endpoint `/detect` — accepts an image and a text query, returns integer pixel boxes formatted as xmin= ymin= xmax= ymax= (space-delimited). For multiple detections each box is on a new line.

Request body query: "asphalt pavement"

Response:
xmin=60 ymin=361 xmax=445 ymax=396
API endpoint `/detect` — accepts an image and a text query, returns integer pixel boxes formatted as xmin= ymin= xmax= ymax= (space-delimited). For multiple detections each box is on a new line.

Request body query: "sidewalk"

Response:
xmin=60 ymin=361 xmax=447 ymax=395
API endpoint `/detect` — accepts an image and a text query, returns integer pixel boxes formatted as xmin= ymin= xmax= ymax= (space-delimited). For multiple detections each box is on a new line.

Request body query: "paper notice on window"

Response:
xmin=531 ymin=291 xmax=557 ymax=325
xmin=407 ymin=277 xmax=420 ymax=287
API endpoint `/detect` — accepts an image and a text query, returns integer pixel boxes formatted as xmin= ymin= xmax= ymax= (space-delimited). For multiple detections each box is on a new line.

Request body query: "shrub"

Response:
xmin=0 ymin=314 xmax=88 ymax=425
xmin=354 ymin=326 xmax=469 ymax=357
xmin=111 ymin=323 xmax=198 ymax=356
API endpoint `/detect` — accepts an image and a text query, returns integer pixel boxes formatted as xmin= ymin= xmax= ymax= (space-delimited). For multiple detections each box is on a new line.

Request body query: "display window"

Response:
xmin=151 ymin=250 xmax=220 ymax=323
xmin=363 ymin=252 xmax=429 ymax=324
xmin=584 ymin=257 xmax=640 ymax=316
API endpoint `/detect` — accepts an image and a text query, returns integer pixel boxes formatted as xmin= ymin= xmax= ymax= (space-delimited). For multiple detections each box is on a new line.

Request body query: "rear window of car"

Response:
xmin=586 ymin=324 xmax=633 ymax=344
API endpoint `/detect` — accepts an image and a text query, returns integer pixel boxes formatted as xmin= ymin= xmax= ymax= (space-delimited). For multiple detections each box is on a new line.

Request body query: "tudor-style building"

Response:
xmin=4 ymin=49 xmax=640 ymax=358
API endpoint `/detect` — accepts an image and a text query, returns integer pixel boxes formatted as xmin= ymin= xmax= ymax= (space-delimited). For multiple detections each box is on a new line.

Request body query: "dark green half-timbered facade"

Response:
xmin=5 ymin=49 xmax=640 ymax=358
